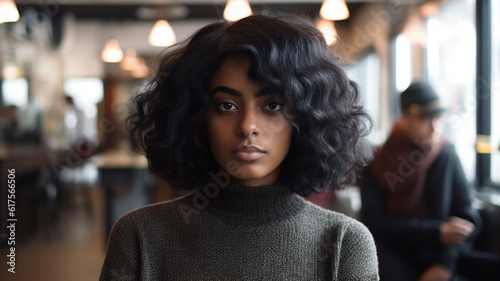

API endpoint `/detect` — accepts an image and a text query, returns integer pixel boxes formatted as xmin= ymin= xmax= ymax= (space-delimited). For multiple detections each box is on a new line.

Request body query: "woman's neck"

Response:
xmin=203 ymin=182 xmax=306 ymax=226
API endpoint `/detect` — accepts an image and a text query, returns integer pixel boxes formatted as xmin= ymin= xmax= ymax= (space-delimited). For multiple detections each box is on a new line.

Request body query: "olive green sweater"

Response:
xmin=100 ymin=183 xmax=379 ymax=280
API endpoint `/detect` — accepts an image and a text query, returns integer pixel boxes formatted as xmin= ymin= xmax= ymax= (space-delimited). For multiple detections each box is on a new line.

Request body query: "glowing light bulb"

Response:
xmin=0 ymin=0 xmax=20 ymax=23
xmin=149 ymin=20 xmax=176 ymax=47
xmin=320 ymin=0 xmax=349 ymax=21
xmin=223 ymin=0 xmax=252 ymax=22
xmin=101 ymin=38 xmax=123 ymax=63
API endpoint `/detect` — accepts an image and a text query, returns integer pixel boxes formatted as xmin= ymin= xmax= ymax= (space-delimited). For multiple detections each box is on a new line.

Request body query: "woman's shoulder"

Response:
xmin=112 ymin=192 xmax=196 ymax=229
xmin=302 ymin=199 xmax=375 ymax=239
xmin=301 ymin=200 xmax=378 ymax=277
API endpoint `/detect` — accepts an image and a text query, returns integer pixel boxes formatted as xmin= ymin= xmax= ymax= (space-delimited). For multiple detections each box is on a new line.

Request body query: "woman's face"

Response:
xmin=205 ymin=56 xmax=293 ymax=186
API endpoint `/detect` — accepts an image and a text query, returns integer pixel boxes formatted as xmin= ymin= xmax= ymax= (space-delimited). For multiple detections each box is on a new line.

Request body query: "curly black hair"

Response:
xmin=127 ymin=14 xmax=373 ymax=196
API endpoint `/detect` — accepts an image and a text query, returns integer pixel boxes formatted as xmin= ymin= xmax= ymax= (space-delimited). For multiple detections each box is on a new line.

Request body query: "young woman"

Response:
xmin=100 ymin=14 xmax=378 ymax=280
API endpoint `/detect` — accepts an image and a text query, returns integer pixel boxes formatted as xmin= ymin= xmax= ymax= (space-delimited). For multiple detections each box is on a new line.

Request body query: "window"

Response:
xmin=2 ymin=78 xmax=28 ymax=108
xmin=394 ymin=34 xmax=412 ymax=93
xmin=425 ymin=0 xmax=477 ymax=182
xmin=63 ymin=78 xmax=104 ymax=145
xmin=489 ymin=0 xmax=500 ymax=184
xmin=390 ymin=33 xmax=413 ymax=121
xmin=346 ymin=51 xmax=382 ymax=145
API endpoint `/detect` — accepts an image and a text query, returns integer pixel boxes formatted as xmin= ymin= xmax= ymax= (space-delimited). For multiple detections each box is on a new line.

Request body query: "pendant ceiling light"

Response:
xmin=2 ymin=62 xmax=21 ymax=79
xmin=0 ymin=0 xmax=20 ymax=23
xmin=320 ymin=0 xmax=350 ymax=21
xmin=101 ymin=38 xmax=124 ymax=63
xmin=120 ymin=48 xmax=139 ymax=71
xmin=148 ymin=19 xmax=176 ymax=47
xmin=223 ymin=0 xmax=252 ymax=22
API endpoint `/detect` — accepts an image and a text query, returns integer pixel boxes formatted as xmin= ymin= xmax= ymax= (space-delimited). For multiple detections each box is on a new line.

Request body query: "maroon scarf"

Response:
xmin=370 ymin=120 xmax=445 ymax=218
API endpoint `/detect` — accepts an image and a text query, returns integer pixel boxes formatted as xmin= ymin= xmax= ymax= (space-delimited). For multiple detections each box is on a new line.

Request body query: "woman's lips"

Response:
xmin=232 ymin=145 xmax=265 ymax=161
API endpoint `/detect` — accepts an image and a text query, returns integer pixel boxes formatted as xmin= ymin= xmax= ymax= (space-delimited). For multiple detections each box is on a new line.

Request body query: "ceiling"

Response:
xmin=14 ymin=0 xmax=378 ymax=22
xmin=10 ymin=0 xmax=425 ymax=78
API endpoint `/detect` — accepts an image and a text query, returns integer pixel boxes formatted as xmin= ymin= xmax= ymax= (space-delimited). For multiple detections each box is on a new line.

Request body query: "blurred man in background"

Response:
xmin=361 ymin=82 xmax=483 ymax=281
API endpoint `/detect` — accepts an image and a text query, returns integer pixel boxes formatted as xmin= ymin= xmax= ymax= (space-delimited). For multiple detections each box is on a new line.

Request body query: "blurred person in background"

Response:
xmin=63 ymin=95 xmax=96 ymax=166
xmin=0 ymin=103 xmax=42 ymax=144
xmin=0 ymin=105 xmax=19 ymax=143
xmin=64 ymin=95 xmax=84 ymax=149
xmin=361 ymin=82 xmax=484 ymax=281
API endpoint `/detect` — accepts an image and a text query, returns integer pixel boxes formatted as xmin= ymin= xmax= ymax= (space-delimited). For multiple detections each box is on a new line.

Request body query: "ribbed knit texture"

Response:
xmin=100 ymin=183 xmax=379 ymax=280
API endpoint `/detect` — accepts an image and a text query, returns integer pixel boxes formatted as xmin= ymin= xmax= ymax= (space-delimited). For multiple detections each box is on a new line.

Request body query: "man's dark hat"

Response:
xmin=400 ymin=82 xmax=446 ymax=116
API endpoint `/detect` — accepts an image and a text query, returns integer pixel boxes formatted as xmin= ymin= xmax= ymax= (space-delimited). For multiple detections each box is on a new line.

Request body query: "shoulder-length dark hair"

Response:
xmin=128 ymin=14 xmax=372 ymax=196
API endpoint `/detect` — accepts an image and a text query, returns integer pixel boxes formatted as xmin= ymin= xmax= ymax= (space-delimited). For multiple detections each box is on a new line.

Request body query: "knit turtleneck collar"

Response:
xmin=203 ymin=182 xmax=306 ymax=226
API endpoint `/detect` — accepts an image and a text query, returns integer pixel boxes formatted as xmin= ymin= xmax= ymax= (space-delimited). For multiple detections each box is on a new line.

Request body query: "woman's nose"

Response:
xmin=237 ymin=108 xmax=260 ymax=138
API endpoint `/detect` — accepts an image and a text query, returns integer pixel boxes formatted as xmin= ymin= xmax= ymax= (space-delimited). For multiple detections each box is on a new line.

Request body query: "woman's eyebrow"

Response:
xmin=211 ymin=86 xmax=275 ymax=98
xmin=210 ymin=86 xmax=241 ymax=97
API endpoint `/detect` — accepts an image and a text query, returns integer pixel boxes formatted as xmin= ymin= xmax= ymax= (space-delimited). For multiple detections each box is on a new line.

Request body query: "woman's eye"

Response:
xmin=217 ymin=102 xmax=237 ymax=111
xmin=264 ymin=103 xmax=281 ymax=111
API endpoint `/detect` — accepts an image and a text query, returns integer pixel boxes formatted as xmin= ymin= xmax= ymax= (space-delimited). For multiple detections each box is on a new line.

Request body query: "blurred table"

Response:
xmin=91 ymin=149 xmax=148 ymax=170
xmin=90 ymin=150 xmax=149 ymax=243
xmin=0 ymin=144 xmax=44 ymax=243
